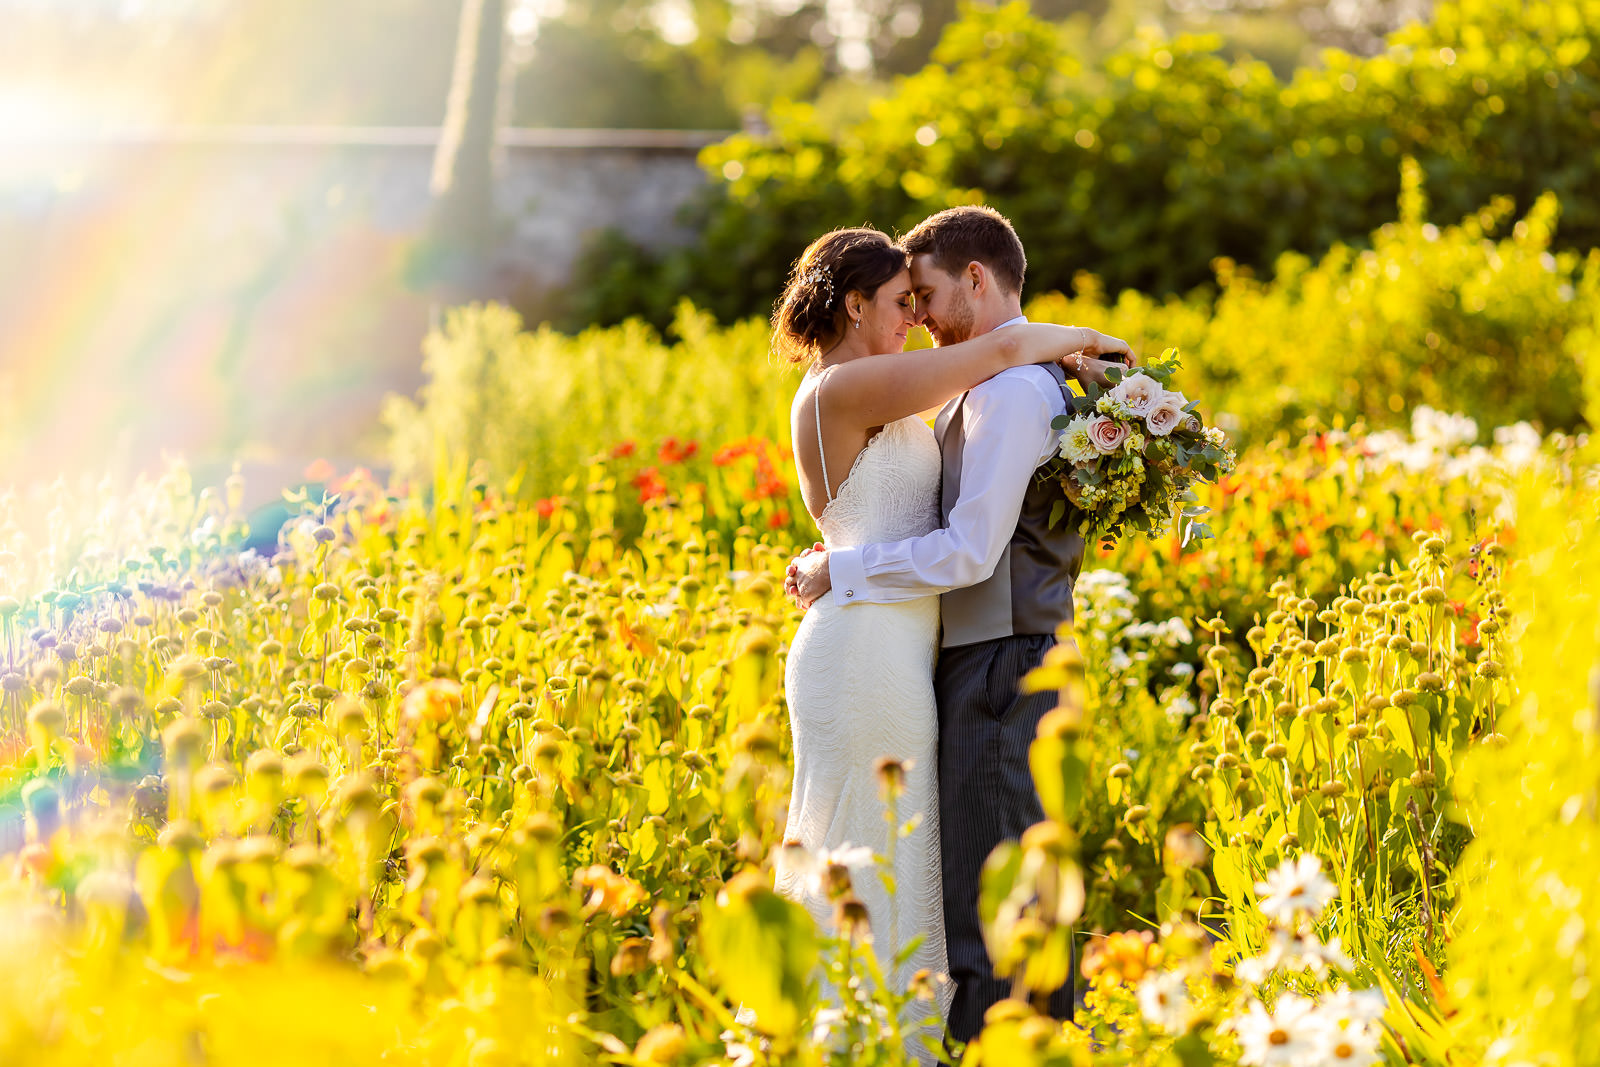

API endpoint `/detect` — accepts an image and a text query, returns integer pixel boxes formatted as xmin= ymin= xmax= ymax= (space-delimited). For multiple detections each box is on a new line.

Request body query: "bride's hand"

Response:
xmin=1068 ymin=327 xmax=1135 ymax=366
xmin=784 ymin=543 xmax=825 ymax=607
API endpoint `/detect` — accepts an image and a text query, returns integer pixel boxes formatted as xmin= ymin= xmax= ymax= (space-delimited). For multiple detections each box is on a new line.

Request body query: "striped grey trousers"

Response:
xmin=934 ymin=633 xmax=1075 ymax=1042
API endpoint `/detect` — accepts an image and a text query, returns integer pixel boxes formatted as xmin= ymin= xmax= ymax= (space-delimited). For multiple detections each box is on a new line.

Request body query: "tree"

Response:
xmin=423 ymin=0 xmax=510 ymax=279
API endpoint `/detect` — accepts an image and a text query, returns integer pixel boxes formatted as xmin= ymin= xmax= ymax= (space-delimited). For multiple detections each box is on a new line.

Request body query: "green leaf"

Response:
xmin=1031 ymin=732 xmax=1091 ymax=826
xmin=1048 ymin=499 xmax=1066 ymax=528
xmin=893 ymin=933 xmax=927 ymax=969
xmin=699 ymin=876 xmax=817 ymax=1039
xmin=1050 ymin=414 xmax=1070 ymax=430
xmin=644 ymin=759 xmax=672 ymax=815
xmin=1105 ymin=365 xmax=1124 ymax=384
xmin=635 ymin=819 xmax=662 ymax=863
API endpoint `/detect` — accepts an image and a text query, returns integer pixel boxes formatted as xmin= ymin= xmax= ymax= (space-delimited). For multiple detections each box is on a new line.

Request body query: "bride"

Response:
xmin=769 ymin=226 xmax=1130 ymax=1055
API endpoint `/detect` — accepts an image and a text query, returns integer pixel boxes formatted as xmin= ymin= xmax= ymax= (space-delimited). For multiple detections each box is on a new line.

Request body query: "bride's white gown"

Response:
xmin=779 ymin=411 xmax=953 ymax=1049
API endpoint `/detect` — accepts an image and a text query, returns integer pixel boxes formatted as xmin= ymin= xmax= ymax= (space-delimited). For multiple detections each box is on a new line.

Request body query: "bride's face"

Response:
xmin=853 ymin=267 xmax=916 ymax=354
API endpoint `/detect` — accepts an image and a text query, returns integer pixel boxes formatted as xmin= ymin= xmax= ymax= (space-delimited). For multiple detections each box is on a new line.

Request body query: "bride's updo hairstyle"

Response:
xmin=771 ymin=227 xmax=908 ymax=366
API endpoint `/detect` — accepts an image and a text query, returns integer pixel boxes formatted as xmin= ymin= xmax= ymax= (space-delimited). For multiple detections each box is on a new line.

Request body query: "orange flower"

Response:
xmin=401 ymin=679 xmax=462 ymax=725
xmin=573 ymin=865 xmax=648 ymax=919
xmin=1081 ymin=929 xmax=1162 ymax=984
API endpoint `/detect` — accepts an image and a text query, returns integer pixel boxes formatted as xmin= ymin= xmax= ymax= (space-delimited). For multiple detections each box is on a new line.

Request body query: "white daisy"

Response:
xmin=1137 ymin=969 xmax=1193 ymax=1033
xmin=1314 ymin=1014 xmax=1382 ymax=1067
xmin=1254 ymin=855 xmax=1338 ymax=922
xmin=1300 ymin=935 xmax=1355 ymax=976
xmin=1234 ymin=927 xmax=1298 ymax=985
xmin=1232 ymin=994 xmax=1322 ymax=1067
xmin=1320 ymin=987 xmax=1386 ymax=1028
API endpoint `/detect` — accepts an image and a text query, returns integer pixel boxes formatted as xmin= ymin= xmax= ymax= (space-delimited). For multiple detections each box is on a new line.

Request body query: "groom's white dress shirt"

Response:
xmin=828 ymin=315 xmax=1068 ymax=608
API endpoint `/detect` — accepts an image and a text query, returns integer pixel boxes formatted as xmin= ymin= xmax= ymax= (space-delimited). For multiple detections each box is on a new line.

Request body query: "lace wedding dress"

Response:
xmin=777 ymin=393 xmax=953 ymax=1055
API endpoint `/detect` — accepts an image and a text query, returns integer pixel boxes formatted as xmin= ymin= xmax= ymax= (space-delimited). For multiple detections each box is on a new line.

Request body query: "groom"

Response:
xmin=785 ymin=205 xmax=1131 ymax=1041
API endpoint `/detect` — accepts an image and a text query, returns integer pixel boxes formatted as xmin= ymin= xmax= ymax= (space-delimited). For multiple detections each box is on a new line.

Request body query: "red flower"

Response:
xmin=535 ymin=496 xmax=561 ymax=519
xmin=745 ymin=452 xmax=789 ymax=500
xmin=610 ymin=440 xmax=638 ymax=459
xmin=631 ymin=467 xmax=667 ymax=504
xmin=658 ymin=437 xmax=700 ymax=465
xmin=713 ymin=439 xmax=756 ymax=466
xmin=767 ymin=509 xmax=791 ymax=530
xmin=1292 ymin=533 xmax=1311 ymax=558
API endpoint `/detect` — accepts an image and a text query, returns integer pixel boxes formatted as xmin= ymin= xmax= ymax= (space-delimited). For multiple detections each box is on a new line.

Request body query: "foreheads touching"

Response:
xmin=901 ymin=205 xmax=1026 ymax=346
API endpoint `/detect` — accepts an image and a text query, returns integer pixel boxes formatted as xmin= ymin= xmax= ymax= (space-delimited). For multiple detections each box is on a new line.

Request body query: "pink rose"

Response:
xmin=1145 ymin=401 xmax=1184 ymax=437
xmin=1087 ymin=414 xmax=1130 ymax=455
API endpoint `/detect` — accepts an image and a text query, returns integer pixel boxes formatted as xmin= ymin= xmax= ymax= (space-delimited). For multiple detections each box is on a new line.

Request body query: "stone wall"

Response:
xmin=0 ymin=125 xmax=722 ymax=288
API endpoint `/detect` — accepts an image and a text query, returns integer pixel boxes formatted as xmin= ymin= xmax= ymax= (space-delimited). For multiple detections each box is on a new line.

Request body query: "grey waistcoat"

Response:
xmin=937 ymin=362 xmax=1086 ymax=648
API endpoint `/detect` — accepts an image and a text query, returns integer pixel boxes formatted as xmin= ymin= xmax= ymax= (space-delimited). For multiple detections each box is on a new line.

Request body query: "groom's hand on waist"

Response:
xmin=784 ymin=544 xmax=832 ymax=609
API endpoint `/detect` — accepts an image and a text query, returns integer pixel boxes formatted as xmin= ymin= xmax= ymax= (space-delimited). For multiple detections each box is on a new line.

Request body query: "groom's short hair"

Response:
xmin=901 ymin=205 xmax=1026 ymax=294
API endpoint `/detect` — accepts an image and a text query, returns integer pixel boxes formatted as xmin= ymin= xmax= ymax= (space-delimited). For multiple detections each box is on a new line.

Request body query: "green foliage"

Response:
xmin=383 ymin=301 xmax=790 ymax=499
xmin=574 ymin=0 xmax=1600 ymax=328
xmin=1446 ymin=460 xmax=1600 ymax=1063
xmin=1026 ymin=170 xmax=1600 ymax=440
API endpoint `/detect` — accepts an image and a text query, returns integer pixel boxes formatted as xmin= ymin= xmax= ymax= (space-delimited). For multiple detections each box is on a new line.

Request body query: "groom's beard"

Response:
xmin=930 ymin=292 xmax=976 ymax=346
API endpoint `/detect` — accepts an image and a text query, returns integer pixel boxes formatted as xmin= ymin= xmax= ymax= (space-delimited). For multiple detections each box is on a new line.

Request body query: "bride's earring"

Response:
xmin=854 ymin=319 xmax=861 ymax=329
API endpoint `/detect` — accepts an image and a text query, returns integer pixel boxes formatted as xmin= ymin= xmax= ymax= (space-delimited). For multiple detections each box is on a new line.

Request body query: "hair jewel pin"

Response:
xmin=800 ymin=264 xmax=835 ymax=308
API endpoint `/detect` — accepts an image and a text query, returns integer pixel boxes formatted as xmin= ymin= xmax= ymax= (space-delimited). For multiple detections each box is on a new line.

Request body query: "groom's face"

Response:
xmin=909 ymin=254 xmax=976 ymax=347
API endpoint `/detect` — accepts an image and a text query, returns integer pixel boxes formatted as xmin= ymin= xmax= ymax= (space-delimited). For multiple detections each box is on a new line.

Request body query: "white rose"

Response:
xmin=1058 ymin=416 xmax=1099 ymax=465
xmin=1108 ymin=373 xmax=1162 ymax=417
xmin=1144 ymin=399 xmax=1185 ymax=437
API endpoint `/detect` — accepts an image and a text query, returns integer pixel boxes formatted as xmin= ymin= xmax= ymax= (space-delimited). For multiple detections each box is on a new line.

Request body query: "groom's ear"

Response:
xmin=965 ymin=260 xmax=986 ymax=293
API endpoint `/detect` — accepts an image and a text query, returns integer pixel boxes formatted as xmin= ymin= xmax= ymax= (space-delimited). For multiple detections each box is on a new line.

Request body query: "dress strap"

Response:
xmin=814 ymin=375 xmax=833 ymax=504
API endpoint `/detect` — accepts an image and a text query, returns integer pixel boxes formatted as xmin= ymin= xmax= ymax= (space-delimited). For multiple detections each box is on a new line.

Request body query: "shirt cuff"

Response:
xmin=829 ymin=546 xmax=868 ymax=607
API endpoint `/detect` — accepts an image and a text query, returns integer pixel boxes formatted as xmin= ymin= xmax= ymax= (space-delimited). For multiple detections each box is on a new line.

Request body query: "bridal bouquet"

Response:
xmin=1043 ymin=349 xmax=1235 ymax=546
